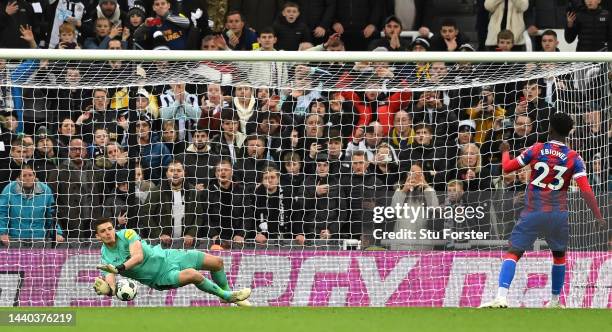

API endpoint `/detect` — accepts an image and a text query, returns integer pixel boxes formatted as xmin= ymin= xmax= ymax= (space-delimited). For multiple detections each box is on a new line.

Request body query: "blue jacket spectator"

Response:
xmin=130 ymin=116 xmax=172 ymax=184
xmin=223 ymin=11 xmax=258 ymax=50
xmin=0 ymin=167 xmax=63 ymax=244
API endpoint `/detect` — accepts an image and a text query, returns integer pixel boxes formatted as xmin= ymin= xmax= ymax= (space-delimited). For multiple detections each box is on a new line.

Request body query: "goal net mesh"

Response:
xmin=0 ymin=57 xmax=609 ymax=308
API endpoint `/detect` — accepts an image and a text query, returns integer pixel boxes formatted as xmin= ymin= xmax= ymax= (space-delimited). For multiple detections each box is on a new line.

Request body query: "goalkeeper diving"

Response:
xmin=92 ymin=218 xmax=252 ymax=306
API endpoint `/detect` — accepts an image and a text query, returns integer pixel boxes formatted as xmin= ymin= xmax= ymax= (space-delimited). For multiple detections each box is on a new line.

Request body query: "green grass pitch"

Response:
xmin=1 ymin=307 xmax=610 ymax=332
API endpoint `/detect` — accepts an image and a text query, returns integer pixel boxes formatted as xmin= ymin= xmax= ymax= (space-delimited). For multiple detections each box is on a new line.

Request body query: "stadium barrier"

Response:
xmin=1 ymin=250 xmax=610 ymax=308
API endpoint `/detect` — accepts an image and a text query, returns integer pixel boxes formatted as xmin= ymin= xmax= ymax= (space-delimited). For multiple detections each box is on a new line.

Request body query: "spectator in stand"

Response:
xmin=279 ymin=151 xmax=306 ymax=240
xmin=0 ymin=0 xmax=39 ymax=49
xmin=222 ymin=11 xmax=257 ymax=50
xmin=387 ymin=109 xmax=414 ymax=152
xmin=50 ymin=138 xmax=100 ymax=238
xmin=388 ymin=162 xmax=439 ymax=250
xmin=465 ymin=86 xmax=507 ymax=144
xmin=332 ymin=0 xmax=382 ymax=51
xmin=523 ymin=0 xmax=569 ymax=51
xmin=129 ymin=115 xmax=172 ymax=184
xmin=0 ymin=166 xmax=64 ymax=246
xmin=228 ymin=0 xmax=283 ymax=33
xmin=101 ymin=168 xmax=131 ymax=230
xmin=447 ymin=143 xmax=492 ymax=191
xmin=255 ymin=112 xmax=285 ymax=163
xmin=125 ymin=88 xmax=160 ymax=133
xmin=430 ymin=19 xmax=471 ymax=52
xmin=176 ymin=127 xmax=220 ymax=190
xmin=83 ymin=17 xmax=125 ymax=49
xmin=82 ymin=0 xmax=127 ymax=40
xmin=234 ymin=135 xmax=277 ymax=191
xmin=506 ymin=114 xmax=537 ymax=155
xmin=411 ymin=90 xmax=459 ymax=147
xmin=541 ymin=29 xmax=560 ymax=52
xmin=572 ymin=108 xmax=608 ymax=170
xmin=496 ymin=29 xmax=515 ymax=51
xmin=346 ymin=122 xmax=398 ymax=162
xmin=303 ymin=154 xmax=343 ymax=241
xmin=47 ymin=0 xmax=87 ymax=49
xmin=398 ymin=123 xmax=448 ymax=191
xmin=147 ymin=160 xmax=202 ymax=248
xmin=289 ymin=0 xmax=336 ymax=45
xmin=179 ymin=0 xmax=211 ymax=48
xmin=409 ymin=37 xmax=431 ymax=82
xmin=484 ymin=0 xmax=529 ymax=51
xmin=161 ymin=120 xmax=187 ymax=155
xmin=498 ymin=166 xmax=530 ymax=238
xmin=253 ymin=166 xmax=301 ymax=244
xmin=142 ymin=0 xmax=191 ymax=50
xmin=201 ymin=158 xmax=253 ymax=245
xmin=159 ymin=83 xmax=200 ymax=143
xmin=209 ymin=108 xmax=246 ymax=165
xmin=368 ymin=15 xmax=410 ymax=51
xmin=565 ymin=0 xmax=611 ymax=51
xmin=88 ymin=127 xmax=109 ymax=160
xmin=382 ymin=0 xmax=435 ymax=39
xmin=45 ymin=66 xmax=90 ymax=126
xmin=56 ymin=117 xmax=76 ymax=160
xmin=133 ymin=163 xmax=161 ymax=238
xmin=340 ymin=150 xmax=383 ymax=244
xmin=33 ymin=134 xmax=59 ymax=184
xmin=199 ymin=83 xmax=227 ymax=134
xmin=240 ymin=27 xmax=290 ymax=88
xmin=232 ymin=83 xmax=258 ymax=134
xmin=75 ymin=88 xmax=122 ymax=144
xmin=56 ymin=23 xmax=81 ymax=49
xmin=369 ymin=142 xmax=400 ymax=193
xmin=514 ymin=79 xmax=553 ymax=142
xmin=95 ymin=141 xmax=129 ymax=195
xmin=0 ymin=136 xmax=34 ymax=191
xmin=273 ymin=2 xmax=312 ymax=51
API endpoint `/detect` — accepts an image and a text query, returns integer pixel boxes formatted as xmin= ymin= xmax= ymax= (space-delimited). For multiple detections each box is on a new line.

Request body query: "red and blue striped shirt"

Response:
xmin=516 ymin=141 xmax=586 ymax=214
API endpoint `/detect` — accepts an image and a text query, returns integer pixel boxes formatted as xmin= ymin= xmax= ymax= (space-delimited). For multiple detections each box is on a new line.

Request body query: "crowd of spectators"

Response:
xmin=0 ymin=0 xmax=610 ymax=249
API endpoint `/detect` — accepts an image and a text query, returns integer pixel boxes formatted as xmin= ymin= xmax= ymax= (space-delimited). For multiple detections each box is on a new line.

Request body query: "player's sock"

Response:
xmin=551 ymin=255 xmax=566 ymax=300
xmin=211 ymin=268 xmax=231 ymax=292
xmin=196 ymin=278 xmax=231 ymax=300
xmin=497 ymin=253 xmax=519 ymax=299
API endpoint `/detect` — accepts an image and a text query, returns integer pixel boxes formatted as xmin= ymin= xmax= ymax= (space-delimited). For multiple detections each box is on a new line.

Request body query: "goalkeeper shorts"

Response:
xmin=152 ymin=249 xmax=205 ymax=290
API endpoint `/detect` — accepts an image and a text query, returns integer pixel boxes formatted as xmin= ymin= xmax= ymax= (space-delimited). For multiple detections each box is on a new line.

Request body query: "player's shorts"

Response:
xmin=509 ymin=211 xmax=569 ymax=251
xmin=151 ymin=249 xmax=205 ymax=290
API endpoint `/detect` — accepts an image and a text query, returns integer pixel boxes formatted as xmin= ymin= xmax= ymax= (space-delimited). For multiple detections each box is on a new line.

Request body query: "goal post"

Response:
xmin=0 ymin=50 xmax=609 ymax=308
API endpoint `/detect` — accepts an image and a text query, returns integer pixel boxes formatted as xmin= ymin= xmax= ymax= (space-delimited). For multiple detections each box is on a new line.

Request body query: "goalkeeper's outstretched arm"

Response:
xmin=98 ymin=240 xmax=144 ymax=274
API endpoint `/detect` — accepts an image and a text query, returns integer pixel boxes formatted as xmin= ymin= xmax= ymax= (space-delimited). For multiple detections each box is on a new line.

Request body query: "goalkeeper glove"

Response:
xmin=93 ymin=277 xmax=111 ymax=296
xmin=96 ymin=263 xmax=126 ymax=274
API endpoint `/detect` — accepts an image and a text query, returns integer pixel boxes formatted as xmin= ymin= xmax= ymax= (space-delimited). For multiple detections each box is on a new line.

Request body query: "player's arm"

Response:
xmin=97 ymin=240 xmax=144 ymax=274
xmin=499 ymin=141 xmax=524 ymax=173
xmin=572 ymin=155 xmax=606 ymax=228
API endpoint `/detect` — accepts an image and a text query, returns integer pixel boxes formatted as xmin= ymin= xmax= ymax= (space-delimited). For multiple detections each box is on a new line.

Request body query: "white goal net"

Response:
xmin=0 ymin=52 xmax=609 ymax=308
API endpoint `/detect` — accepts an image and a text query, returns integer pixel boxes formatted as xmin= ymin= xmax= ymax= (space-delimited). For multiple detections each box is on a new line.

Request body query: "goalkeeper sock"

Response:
xmin=497 ymin=255 xmax=518 ymax=298
xmin=551 ymin=256 xmax=566 ymax=299
xmin=195 ymin=278 xmax=231 ymax=301
xmin=211 ymin=268 xmax=231 ymax=292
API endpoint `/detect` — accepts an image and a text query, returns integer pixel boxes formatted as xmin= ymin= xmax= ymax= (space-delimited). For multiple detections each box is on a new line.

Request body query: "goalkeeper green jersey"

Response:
xmin=100 ymin=229 xmax=167 ymax=287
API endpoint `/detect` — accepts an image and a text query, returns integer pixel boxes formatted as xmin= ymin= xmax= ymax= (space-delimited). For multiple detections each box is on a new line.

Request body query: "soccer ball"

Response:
xmin=116 ymin=279 xmax=137 ymax=301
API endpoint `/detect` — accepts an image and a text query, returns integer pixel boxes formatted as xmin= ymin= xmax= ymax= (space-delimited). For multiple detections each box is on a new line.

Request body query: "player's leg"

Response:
xmin=547 ymin=250 xmax=566 ymax=308
xmin=201 ymin=254 xmax=230 ymax=292
xmin=544 ymin=211 xmax=569 ymax=308
xmin=177 ymin=268 xmax=232 ymax=300
xmin=480 ymin=214 xmax=537 ymax=308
